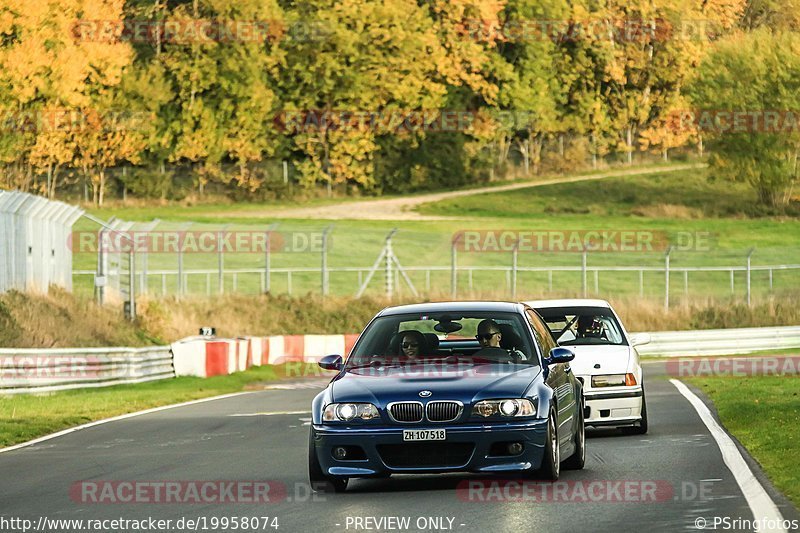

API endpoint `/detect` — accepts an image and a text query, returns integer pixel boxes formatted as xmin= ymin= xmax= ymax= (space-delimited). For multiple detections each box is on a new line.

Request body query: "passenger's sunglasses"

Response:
xmin=401 ymin=342 xmax=419 ymax=349
xmin=476 ymin=332 xmax=499 ymax=342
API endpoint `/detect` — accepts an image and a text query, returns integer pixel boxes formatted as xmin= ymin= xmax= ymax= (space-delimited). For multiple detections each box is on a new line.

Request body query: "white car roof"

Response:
xmin=524 ymin=298 xmax=613 ymax=309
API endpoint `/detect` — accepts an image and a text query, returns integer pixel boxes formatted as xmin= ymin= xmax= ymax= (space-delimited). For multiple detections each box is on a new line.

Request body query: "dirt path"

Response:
xmin=230 ymin=163 xmax=706 ymax=221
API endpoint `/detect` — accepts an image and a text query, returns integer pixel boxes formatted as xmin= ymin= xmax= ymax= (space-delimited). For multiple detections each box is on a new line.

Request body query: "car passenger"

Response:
xmin=398 ymin=330 xmax=425 ymax=360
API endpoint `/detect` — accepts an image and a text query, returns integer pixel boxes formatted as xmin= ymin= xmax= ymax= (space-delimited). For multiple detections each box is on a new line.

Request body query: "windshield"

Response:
xmin=347 ymin=311 xmax=538 ymax=369
xmin=535 ymin=306 xmax=628 ymax=347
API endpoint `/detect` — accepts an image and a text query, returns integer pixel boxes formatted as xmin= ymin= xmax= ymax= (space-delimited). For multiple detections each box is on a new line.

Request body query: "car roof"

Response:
xmin=524 ymin=298 xmax=613 ymax=309
xmin=377 ymin=301 xmax=524 ymax=317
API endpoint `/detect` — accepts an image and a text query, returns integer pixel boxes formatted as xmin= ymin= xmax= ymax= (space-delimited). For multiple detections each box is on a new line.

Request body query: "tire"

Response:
xmin=623 ymin=389 xmax=648 ymax=435
xmin=563 ymin=394 xmax=585 ymax=470
xmin=308 ymin=429 xmax=349 ymax=493
xmin=534 ymin=411 xmax=560 ymax=480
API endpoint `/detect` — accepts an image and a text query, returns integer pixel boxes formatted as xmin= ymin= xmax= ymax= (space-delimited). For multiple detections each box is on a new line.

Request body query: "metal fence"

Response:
xmin=71 ymin=221 xmax=800 ymax=311
xmin=0 ymin=190 xmax=84 ymax=293
xmin=635 ymin=326 xmax=800 ymax=357
xmin=0 ymin=346 xmax=174 ymax=395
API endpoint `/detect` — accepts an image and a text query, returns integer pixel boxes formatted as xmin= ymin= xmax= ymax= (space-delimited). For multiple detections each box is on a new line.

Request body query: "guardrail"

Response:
xmin=634 ymin=326 xmax=800 ymax=357
xmin=0 ymin=346 xmax=174 ymax=395
xmin=2 ymin=326 xmax=799 ymax=395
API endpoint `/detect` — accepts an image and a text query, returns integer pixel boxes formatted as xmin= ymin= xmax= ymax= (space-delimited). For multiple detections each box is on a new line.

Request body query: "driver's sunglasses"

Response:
xmin=401 ymin=342 xmax=419 ymax=349
xmin=476 ymin=332 xmax=499 ymax=342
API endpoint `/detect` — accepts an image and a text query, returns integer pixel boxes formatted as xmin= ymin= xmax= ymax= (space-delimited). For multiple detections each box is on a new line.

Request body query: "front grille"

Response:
xmin=426 ymin=401 xmax=462 ymax=422
xmin=377 ymin=443 xmax=474 ymax=468
xmin=388 ymin=402 xmax=423 ymax=423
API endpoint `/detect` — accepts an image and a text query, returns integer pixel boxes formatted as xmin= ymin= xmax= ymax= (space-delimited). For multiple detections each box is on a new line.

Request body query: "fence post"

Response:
xmin=322 ymin=225 xmax=333 ymax=296
xmin=664 ymin=246 xmax=673 ymax=310
xmin=127 ymin=250 xmax=136 ymax=320
xmin=451 ymin=233 xmax=461 ymax=299
xmin=96 ymin=228 xmax=106 ymax=305
xmin=684 ymin=270 xmax=689 ymax=298
xmin=511 ymin=240 xmax=519 ymax=299
xmin=265 ymin=223 xmax=278 ymax=294
xmin=581 ymin=248 xmax=587 ymax=298
xmin=639 ymin=270 xmax=644 ymax=297
xmin=177 ymin=222 xmax=192 ymax=297
xmin=218 ymin=228 xmax=225 ymax=294
xmin=385 ymin=234 xmax=394 ymax=299
xmin=746 ymin=248 xmax=755 ymax=306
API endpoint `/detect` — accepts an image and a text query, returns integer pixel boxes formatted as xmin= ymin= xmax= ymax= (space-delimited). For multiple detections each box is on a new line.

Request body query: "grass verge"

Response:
xmin=685 ymin=376 xmax=800 ymax=507
xmin=0 ymin=363 xmax=320 ymax=448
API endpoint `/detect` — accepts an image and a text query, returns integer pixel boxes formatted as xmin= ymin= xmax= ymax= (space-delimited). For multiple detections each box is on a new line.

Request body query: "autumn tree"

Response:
xmin=275 ymin=0 xmax=454 ymax=190
xmin=0 ymin=0 xmax=134 ymax=201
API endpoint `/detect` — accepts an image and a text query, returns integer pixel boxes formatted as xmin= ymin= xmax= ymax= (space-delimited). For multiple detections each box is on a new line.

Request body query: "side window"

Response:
xmin=526 ymin=310 xmax=556 ymax=354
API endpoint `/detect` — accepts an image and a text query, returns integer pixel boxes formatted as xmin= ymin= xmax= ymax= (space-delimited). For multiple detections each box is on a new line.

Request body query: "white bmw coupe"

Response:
xmin=525 ymin=299 xmax=649 ymax=434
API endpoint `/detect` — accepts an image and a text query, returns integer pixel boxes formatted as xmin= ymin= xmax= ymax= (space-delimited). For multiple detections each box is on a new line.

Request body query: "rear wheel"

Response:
xmin=563 ymin=395 xmax=585 ymax=470
xmin=623 ymin=389 xmax=648 ymax=435
xmin=308 ymin=429 xmax=349 ymax=493
xmin=534 ymin=411 xmax=560 ymax=480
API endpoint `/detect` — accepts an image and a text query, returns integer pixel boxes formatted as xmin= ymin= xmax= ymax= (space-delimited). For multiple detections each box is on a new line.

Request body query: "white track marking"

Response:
xmin=670 ymin=379 xmax=787 ymax=532
xmin=0 ymin=392 xmax=254 ymax=455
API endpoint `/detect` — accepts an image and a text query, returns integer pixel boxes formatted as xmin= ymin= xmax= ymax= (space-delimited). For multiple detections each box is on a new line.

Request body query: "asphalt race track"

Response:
xmin=1 ymin=362 xmax=798 ymax=533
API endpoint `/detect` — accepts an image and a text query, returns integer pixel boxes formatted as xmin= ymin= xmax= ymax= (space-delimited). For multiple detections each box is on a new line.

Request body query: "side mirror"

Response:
xmin=318 ymin=354 xmax=343 ymax=371
xmin=545 ymin=347 xmax=575 ymax=366
xmin=630 ymin=333 xmax=651 ymax=347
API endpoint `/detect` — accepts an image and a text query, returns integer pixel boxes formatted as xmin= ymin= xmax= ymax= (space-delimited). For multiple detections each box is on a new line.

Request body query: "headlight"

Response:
xmin=323 ymin=403 xmax=380 ymax=422
xmin=472 ymin=399 xmax=536 ymax=418
xmin=592 ymin=373 xmax=637 ymax=387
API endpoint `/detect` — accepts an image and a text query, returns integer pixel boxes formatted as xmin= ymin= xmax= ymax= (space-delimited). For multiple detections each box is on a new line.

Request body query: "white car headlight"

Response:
xmin=472 ymin=399 xmax=536 ymax=418
xmin=591 ymin=373 xmax=637 ymax=387
xmin=323 ymin=403 xmax=379 ymax=422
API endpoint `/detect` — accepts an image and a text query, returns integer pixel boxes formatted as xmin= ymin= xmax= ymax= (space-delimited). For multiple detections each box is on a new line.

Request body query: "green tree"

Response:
xmin=689 ymin=29 xmax=800 ymax=206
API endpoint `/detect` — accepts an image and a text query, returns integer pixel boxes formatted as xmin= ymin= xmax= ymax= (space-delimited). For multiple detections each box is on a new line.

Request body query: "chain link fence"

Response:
xmin=70 ymin=219 xmax=800 ymax=317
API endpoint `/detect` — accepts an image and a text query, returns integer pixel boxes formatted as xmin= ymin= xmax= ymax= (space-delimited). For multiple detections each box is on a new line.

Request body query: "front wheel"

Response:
xmin=563 ymin=395 xmax=585 ymax=470
xmin=623 ymin=390 xmax=648 ymax=435
xmin=534 ymin=411 xmax=560 ymax=480
xmin=308 ymin=429 xmax=349 ymax=493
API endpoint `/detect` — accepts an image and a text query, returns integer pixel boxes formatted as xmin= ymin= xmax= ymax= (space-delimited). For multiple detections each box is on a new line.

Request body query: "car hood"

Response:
xmin=330 ymin=363 xmax=541 ymax=404
xmin=563 ymin=345 xmax=633 ymax=375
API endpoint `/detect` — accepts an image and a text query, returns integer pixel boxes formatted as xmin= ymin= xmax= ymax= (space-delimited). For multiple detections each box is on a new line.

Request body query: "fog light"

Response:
xmin=333 ymin=447 xmax=348 ymax=460
xmin=507 ymin=442 xmax=523 ymax=455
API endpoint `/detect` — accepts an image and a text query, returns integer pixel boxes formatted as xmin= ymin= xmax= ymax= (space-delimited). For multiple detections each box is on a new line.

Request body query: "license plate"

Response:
xmin=403 ymin=429 xmax=446 ymax=441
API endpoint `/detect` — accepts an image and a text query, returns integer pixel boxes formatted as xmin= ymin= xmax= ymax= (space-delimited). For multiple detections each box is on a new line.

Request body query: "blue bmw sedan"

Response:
xmin=309 ymin=301 xmax=585 ymax=492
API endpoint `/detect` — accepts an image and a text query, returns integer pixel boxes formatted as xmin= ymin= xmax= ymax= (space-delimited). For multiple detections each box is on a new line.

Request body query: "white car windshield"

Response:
xmin=536 ymin=306 xmax=627 ymax=346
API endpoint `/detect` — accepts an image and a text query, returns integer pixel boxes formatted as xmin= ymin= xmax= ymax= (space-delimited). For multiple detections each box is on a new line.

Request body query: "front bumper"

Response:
xmin=312 ymin=419 xmax=549 ymax=477
xmin=584 ymin=388 xmax=643 ymax=427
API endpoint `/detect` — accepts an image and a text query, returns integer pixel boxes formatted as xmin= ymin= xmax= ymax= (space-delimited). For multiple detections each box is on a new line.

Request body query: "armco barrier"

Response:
xmin=633 ymin=325 xmax=800 ymax=357
xmin=0 ymin=346 xmax=174 ymax=395
xmin=3 ymin=327 xmax=799 ymax=395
